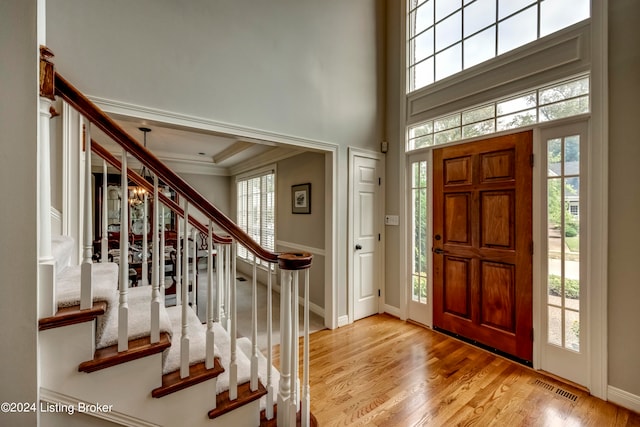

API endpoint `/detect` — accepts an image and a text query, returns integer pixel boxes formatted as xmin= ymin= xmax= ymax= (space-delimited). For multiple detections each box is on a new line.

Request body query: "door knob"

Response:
xmin=355 ymin=244 xmax=362 ymax=250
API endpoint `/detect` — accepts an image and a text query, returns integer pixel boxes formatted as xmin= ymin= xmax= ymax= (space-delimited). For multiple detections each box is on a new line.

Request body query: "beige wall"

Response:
xmin=178 ymin=172 xmax=231 ymax=219
xmin=0 ymin=1 xmax=39 ymax=426
xmin=277 ymin=152 xmax=326 ymax=307
xmin=607 ymin=0 xmax=640 ymax=397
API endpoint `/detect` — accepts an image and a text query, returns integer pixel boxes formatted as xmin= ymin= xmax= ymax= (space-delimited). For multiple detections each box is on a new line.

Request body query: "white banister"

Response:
xmin=140 ymin=193 xmax=149 ymax=286
xmin=278 ymin=269 xmax=292 ymax=427
xmin=80 ymin=122 xmax=93 ymax=310
xmin=265 ymin=265 xmax=275 ymax=420
xmin=229 ymin=242 xmax=238 ymax=400
xmin=117 ymin=149 xmax=130 ymax=352
xmin=100 ymin=159 xmax=108 ymax=262
xmin=205 ymin=220 xmax=215 ymax=370
xmin=150 ymin=175 xmax=160 ymax=344
xmin=289 ymin=271 xmax=299 ymax=427
xmin=180 ymin=201 xmax=190 ymax=379
xmin=302 ymin=268 xmax=310 ymax=427
xmin=250 ymin=256 xmax=259 ymax=391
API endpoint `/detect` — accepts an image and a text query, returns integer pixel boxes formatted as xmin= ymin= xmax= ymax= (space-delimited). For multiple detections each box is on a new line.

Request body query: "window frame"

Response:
xmin=235 ymin=164 xmax=277 ymax=267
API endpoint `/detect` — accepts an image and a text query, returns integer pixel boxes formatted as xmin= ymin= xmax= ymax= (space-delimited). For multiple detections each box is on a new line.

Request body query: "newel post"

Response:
xmin=38 ymin=46 xmax=56 ymax=318
xmin=276 ymin=252 xmax=312 ymax=427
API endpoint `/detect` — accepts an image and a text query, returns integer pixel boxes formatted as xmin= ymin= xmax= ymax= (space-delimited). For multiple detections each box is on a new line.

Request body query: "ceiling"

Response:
xmin=91 ymin=114 xmax=301 ymax=176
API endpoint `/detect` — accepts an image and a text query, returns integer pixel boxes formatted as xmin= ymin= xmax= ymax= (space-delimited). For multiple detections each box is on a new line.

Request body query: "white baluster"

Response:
xmin=278 ymin=269 xmax=292 ymax=427
xmin=250 ymin=255 xmax=259 ymax=391
xmin=150 ymin=175 xmax=160 ymax=343
xmin=180 ymin=201 xmax=190 ymax=379
xmin=38 ymin=94 xmax=56 ymax=318
xmin=118 ymin=150 xmax=129 ymax=352
xmin=224 ymin=243 xmax=231 ymax=331
xmin=191 ymin=227 xmax=197 ymax=310
xmin=216 ymin=244 xmax=224 ymax=325
xmin=266 ymin=264 xmax=275 ymax=420
xmin=289 ymin=271 xmax=299 ymax=426
xmin=176 ymin=221 xmax=182 ymax=306
xmin=159 ymin=205 xmax=166 ymax=299
xmin=205 ymin=220 xmax=215 ymax=370
xmin=80 ymin=122 xmax=93 ymax=310
xmin=302 ymin=268 xmax=310 ymax=427
xmin=141 ymin=193 xmax=148 ymax=286
xmin=229 ymin=242 xmax=238 ymax=400
xmin=101 ymin=159 xmax=108 ymax=263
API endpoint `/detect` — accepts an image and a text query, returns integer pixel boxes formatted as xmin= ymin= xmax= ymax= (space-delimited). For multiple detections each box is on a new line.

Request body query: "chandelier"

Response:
xmin=128 ymin=127 xmax=151 ymax=206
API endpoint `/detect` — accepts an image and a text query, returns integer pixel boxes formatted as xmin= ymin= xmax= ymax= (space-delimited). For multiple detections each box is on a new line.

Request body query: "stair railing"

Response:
xmin=43 ymin=47 xmax=312 ymax=425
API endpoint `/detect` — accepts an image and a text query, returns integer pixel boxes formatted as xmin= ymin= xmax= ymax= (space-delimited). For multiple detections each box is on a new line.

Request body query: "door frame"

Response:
xmin=401 ymin=117 xmax=606 ymax=396
xmin=348 ymin=147 xmax=386 ymax=324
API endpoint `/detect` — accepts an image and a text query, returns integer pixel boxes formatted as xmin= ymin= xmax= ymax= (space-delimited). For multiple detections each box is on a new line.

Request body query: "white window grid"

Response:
xmin=407 ymin=0 xmax=591 ymax=92
xmin=407 ymin=74 xmax=589 ymax=152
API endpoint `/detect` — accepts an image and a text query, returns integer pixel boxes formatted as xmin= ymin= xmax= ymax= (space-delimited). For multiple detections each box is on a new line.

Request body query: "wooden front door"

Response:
xmin=433 ymin=131 xmax=533 ymax=362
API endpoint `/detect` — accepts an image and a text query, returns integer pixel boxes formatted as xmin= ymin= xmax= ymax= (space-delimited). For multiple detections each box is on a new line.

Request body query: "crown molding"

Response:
xmin=89 ymin=96 xmax=339 ymax=153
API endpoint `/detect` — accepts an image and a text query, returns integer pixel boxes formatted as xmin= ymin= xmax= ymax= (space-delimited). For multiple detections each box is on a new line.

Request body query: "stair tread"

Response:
xmin=79 ymin=332 xmax=171 ymax=373
xmin=208 ymin=381 xmax=267 ymax=420
xmin=152 ymin=359 xmax=225 ymax=398
xmin=96 ymin=285 xmax=173 ymax=350
xmin=39 ymin=301 xmax=107 ymax=331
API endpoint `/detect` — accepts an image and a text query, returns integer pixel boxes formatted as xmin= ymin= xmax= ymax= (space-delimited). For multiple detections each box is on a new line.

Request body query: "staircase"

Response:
xmin=36 ymin=47 xmax=315 ymax=426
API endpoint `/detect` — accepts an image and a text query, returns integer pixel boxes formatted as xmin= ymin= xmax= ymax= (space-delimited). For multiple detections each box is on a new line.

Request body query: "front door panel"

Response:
xmin=433 ymin=131 xmax=533 ymax=362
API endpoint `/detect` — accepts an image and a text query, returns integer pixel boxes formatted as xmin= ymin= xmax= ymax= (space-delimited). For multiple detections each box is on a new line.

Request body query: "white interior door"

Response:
xmin=352 ymin=154 xmax=382 ymax=321
xmin=407 ymin=151 xmax=431 ymax=326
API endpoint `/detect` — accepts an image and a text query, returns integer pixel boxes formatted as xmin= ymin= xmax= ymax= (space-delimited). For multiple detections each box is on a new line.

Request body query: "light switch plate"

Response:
xmin=385 ymin=215 xmax=399 ymax=226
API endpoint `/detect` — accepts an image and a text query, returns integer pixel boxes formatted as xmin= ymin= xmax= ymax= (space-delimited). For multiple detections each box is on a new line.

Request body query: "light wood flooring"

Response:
xmin=275 ymin=314 xmax=640 ymax=426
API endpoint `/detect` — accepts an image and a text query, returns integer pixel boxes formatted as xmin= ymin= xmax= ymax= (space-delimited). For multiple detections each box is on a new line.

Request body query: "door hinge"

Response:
xmin=530 ymin=241 xmax=534 ymax=255
xmin=531 ymin=328 xmax=534 ymax=341
xmin=530 ymin=154 xmax=534 ymax=167
xmin=378 ymin=177 xmax=381 ymax=185
xmin=378 ymin=233 xmax=381 ymax=241
xmin=378 ymin=289 xmax=381 ymax=297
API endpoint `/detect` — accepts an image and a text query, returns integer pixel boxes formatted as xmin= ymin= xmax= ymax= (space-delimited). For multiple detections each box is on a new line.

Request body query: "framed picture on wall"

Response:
xmin=291 ymin=183 xmax=311 ymax=214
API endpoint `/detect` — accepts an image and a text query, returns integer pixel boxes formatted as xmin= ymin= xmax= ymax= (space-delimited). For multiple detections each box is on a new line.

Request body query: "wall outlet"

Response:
xmin=385 ymin=215 xmax=399 ymax=226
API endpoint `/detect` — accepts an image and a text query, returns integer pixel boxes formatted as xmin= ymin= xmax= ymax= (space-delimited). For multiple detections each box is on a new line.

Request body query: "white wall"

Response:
xmin=608 ymin=0 xmax=640 ymax=399
xmin=0 ymin=1 xmax=40 ymax=426
xmin=46 ymin=0 xmax=385 ymax=323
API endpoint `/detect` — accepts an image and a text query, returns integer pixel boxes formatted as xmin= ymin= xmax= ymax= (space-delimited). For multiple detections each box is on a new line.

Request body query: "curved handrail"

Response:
xmin=54 ymin=72 xmax=312 ymax=267
xmin=92 ymin=141 xmax=232 ymax=245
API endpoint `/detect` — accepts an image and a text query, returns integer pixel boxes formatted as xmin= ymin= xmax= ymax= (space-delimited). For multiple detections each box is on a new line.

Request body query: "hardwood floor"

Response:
xmin=275 ymin=314 xmax=640 ymax=426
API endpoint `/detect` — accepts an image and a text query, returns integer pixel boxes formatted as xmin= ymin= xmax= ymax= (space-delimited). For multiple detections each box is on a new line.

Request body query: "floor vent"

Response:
xmin=555 ymin=388 xmax=579 ymax=402
xmin=533 ymin=379 xmax=555 ymax=392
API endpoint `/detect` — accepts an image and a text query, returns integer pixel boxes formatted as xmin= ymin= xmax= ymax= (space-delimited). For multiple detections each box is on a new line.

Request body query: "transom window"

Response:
xmin=407 ymin=75 xmax=589 ymax=151
xmin=236 ymin=168 xmax=275 ymax=265
xmin=408 ymin=0 xmax=590 ymax=92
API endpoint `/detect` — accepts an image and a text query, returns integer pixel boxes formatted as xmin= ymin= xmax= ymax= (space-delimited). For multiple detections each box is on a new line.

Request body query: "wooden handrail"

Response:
xmin=92 ymin=142 xmax=232 ymax=245
xmin=54 ymin=72 xmax=300 ymax=265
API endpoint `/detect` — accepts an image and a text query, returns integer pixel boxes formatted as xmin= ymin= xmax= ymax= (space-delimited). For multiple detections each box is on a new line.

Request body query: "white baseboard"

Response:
xmin=40 ymin=388 xmax=157 ymax=427
xmin=608 ymin=385 xmax=640 ymax=413
xmin=383 ymin=304 xmax=401 ymax=318
xmin=337 ymin=315 xmax=350 ymax=327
